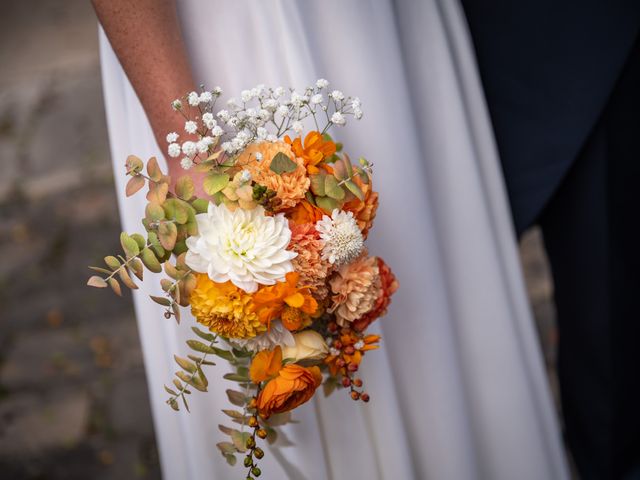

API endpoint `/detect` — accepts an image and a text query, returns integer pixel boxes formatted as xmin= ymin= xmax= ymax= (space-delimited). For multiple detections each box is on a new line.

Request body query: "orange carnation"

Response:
xmin=250 ymin=346 xmax=283 ymax=383
xmin=256 ymin=364 xmax=323 ymax=418
xmin=353 ymin=257 xmax=398 ymax=332
xmin=252 ymin=272 xmax=318 ymax=330
xmin=286 ymin=200 xmax=325 ymax=225
xmin=285 ymin=131 xmax=336 ymax=174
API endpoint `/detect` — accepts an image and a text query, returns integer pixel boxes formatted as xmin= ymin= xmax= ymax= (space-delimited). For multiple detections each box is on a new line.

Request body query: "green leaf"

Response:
xmin=223 ymin=373 xmax=250 ymax=382
xmin=191 ymin=198 xmax=209 ymax=214
xmin=176 ymin=176 xmax=195 ymax=200
xmin=216 ymin=441 xmax=237 ymax=456
xmin=107 ymin=277 xmax=122 ymax=296
xmin=343 ymin=179 xmax=365 ymax=201
xmin=324 ymin=175 xmax=345 ymax=200
xmin=146 ymin=157 xmax=163 ymax=182
xmin=157 ymin=222 xmax=178 ymax=251
xmin=146 ymin=181 xmax=169 ymax=204
xmin=131 ymin=258 xmax=144 ymax=280
xmin=164 ymin=385 xmax=178 ymax=396
xmin=226 ymin=389 xmax=247 ymax=407
xmin=315 ymin=196 xmax=340 ymax=214
xmin=231 ymin=430 xmax=251 ymax=452
xmin=168 ymin=397 xmax=180 ymax=411
xmin=186 ymin=340 xmax=217 ymax=354
xmin=131 ymin=233 xmax=146 ymax=250
xmin=323 ymin=376 xmax=339 ymax=397
xmin=125 ymin=175 xmax=145 ymax=197
xmin=269 ymin=152 xmax=297 ymax=174
xmin=309 ymin=174 xmax=326 ymax=196
xmin=89 ymin=266 xmax=112 ymax=275
xmin=356 ymin=166 xmax=370 ymax=184
xmin=117 ymin=267 xmax=138 ymax=289
xmin=222 ymin=409 xmax=245 ymax=420
xmin=191 ymin=326 xmax=216 ymax=342
xmin=145 ymin=202 xmax=165 ymax=222
xmin=219 ymin=424 xmax=235 ymax=435
xmin=87 ymin=276 xmax=108 ymax=288
xmin=163 ymin=198 xmax=190 ymax=224
xmin=141 ymin=248 xmax=162 ymax=273
xmin=174 ymin=355 xmax=197 ymax=374
xmin=120 ymin=232 xmax=140 ymax=258
xmin=212 ymin=348 xmax=235 ymax=362
xmin=176 ymin=371 xmax=207 ymax=392
xmin=203 ymin=173 xmax=229 ymax=195
xmin=125 ymin=155 xmax=144 ymax=174
xmin=150 ymin=295 xmax=171 ymax=306
xmin=104 ymin=256 xmax=121 ymax=271
xmin=147 ymin=232 xmax=165 ymax=258
xmin=225 ymin=454 xmax=237 ymax=466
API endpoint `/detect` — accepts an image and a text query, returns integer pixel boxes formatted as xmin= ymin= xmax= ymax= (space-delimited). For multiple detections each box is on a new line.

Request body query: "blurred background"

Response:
xmin=0 ymin=1 xmax=558 ymax=479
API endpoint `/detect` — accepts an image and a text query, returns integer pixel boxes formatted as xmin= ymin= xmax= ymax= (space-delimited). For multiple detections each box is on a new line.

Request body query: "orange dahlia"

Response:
xmin=252 ymin=272 xmax=318 ymax=331
xmin=285 ymin=131 xmax=336 ymax=174
xmin=352 ymin=257 xmax=398 ymax=331
xmin=190 ymin=274 xmax=265 ymax=339
xmin=256 ymin=364 xmax=322 ymax=418
xmin=238 ymin=141 xmax=310 ymax=209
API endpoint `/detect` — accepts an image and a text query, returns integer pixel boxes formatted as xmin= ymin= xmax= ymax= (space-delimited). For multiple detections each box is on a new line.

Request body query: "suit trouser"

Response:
xmin=538 ymin=36 xmax=640 ymax=480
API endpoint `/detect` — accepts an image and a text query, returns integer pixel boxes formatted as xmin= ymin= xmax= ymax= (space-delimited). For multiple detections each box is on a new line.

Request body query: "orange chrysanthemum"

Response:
xmin=250 ymin=346 xmax=283 ymax=383
xmin=238 ymin=141 xmax=310 ymax=209
xmin=190 ymin=274 xmax=265 ymax=339
xmin=286 ymin=199 xmax=325 ymax=225
xmin=256 ymin=364 xmax=322 ymax=418
xmin=352 ymin=258 xmax=398 ymax=332
xmin=252 ymin=272 xmax=318 ymax=331
xmin=285 ymin=131 xmax=336 ymax=174
xmin=342 ymin=175 xmax=379 ymax=238
xmin=288 ymin=223 xmax=332 ymax=299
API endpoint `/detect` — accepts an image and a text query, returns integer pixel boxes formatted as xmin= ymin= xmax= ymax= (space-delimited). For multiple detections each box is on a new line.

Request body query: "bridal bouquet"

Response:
xmin=88 ymin=80 xmax=397 ymax=478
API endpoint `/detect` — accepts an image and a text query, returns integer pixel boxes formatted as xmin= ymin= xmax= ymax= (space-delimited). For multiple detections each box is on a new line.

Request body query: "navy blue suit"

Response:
xmin=461 ymin=1 xmax=640 ymax=478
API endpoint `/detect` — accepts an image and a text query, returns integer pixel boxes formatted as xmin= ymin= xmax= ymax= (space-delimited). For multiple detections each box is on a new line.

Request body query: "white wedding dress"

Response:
xmin=99 ymin=1 xmax=569 ymax=479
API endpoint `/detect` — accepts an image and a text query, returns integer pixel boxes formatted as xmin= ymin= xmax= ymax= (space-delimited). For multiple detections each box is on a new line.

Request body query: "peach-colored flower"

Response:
xmin=256 ymin=364 xmax=322 ymax=418
xmin=288 ymin=223 xmax=332 ymax=299
xmin=352 ymin=257 xmax=398 ymax=331
xmin=342 ymin=175 xmax=378 ymax=239
xmin=329 ymin=255 xmax=381 ymax=326
xmin=238 ymin=142 xmax=310 ymax=209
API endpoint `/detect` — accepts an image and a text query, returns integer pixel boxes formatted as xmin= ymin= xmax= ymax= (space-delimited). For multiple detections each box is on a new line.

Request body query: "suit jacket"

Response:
xmin=461 ymin=0 xmax=640 ymax=234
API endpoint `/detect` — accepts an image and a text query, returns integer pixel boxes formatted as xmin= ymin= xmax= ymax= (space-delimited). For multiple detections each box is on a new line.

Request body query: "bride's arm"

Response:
xmin=92 ymin=0 xmax=196 ymax=166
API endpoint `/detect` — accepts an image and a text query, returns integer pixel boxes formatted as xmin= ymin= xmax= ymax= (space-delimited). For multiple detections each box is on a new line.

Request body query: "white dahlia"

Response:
xmin=315 ymin=209 xmax=365 ymax=266
xmin=229 ymin=320 xmax=295 ymax=353
xmin=185 ymin=203 xmax=297 ymax=293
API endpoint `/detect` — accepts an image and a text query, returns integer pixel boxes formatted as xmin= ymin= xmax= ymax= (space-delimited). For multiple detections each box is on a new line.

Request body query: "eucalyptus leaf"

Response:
xmin=141 ymin=248 xmax=162 ymax=273
xmin=176 ymin=175 xmax=195 ymax=200
xmin=120 ymin=232 xmax=140 ymax=258
xmin=174 ymin=355 xmax=197 ymax=374
xmin=104 ymin=256 xmax=121 ymax=271
xmin=191 ymin=326 xmax=216 ymax=342
xmin=309 ymin=174 xmax=326 ymax=196
xmin=315 ymin=195 xmax=340 ymax=214
xmin=125 ymin=155 xmax=144 ymax=174
xmin=203 ymin=173 xmax=230 ymax=195
xmin=87 ymin=276 xmax=108 ymax=288
xmin=125 ymin=175 xmax=145 ymax=197
xmin=343 ymin=179 xmax=365 ymax=201
xmin=186 ymin=340 xmax=217 ymax=354
xmin=150 ymin=295 xmax=171 ymax=306
xmin=269 ymin=152 xmax=297 ymax=174
xmin=146 ymin=156 xmax=163 ymax=182
xmin=191 ymin=198 xmax=209 ymax=214
xmin=324 ymin=175 xmax=345 ymax=200
xmin=157 ymin=222 xmax=178 ymax=251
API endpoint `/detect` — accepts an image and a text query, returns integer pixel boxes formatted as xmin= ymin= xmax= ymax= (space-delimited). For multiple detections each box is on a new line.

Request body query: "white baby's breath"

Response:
xmin=167 ymin=143 xmax=181 ymax=158
xmin=180 ymin=157 xmax=194 ymax=170
xmin=184 ymin=120 xmax=198 ymax=134
xmin=188 ymin=91 xmax=200 ymax=106
xmin=166 ymin=132 xmax=179 ymax=143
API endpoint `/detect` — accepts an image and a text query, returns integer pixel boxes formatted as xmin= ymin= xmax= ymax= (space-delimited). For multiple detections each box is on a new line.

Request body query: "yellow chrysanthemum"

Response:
xmin=190 ymin=274 xmax=266 ymax=339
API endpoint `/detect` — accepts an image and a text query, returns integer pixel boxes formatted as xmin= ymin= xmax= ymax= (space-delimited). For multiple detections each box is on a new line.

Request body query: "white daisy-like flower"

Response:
xmin=188 ymin=91 xmax=200 ymax=106
xmin=316 ymin=78 xmax=329 ymax=89
xmin=181 ymin=141 xmax=197 ymax=157
xmin=185 ymin=120 xmax=198 ymax=134
xmin=185 ymin=203 xmax=297 ymax=292
xmin=315 ymin=209 xmax=365 ymax=266
xmin=330 ymin=90 xmax=344 ymax=101
xmin=180 ymin=157 xmax=194 ymax=170
xmin=229 ymin=320 xmax=295 ymax=352
xmin=331 ymin=111 xmax=346 ymax=126
xmin=167 ymin=143 xmax=181 ymax=158
xmin=166 ymin=132 xmax=179 ymax=143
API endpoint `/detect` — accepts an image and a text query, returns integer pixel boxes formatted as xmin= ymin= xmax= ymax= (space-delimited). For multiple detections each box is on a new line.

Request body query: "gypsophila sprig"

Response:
xmin=88 ymin=81 xmax=396 ymax=479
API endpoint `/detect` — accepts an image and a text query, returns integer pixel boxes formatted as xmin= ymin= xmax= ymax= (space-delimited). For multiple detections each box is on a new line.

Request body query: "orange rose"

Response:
xmin=250 ymin=346 xmax=283 ymax=383
xmin=286 ymin=200 xmax=325 ymax=225
xmin=256 ymin=364 xmax=323 ymax=418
